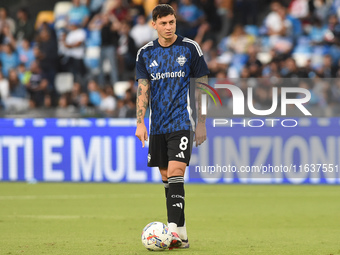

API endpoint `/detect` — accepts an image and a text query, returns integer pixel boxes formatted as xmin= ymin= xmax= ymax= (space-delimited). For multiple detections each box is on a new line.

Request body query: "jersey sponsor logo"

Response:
xmin=150 ymin=70 xmax=185 ymax=81
xmin=176 ymin=55 xmax=187 ymax=66
xmin=149 ymin=60 xmax=159 ymax=67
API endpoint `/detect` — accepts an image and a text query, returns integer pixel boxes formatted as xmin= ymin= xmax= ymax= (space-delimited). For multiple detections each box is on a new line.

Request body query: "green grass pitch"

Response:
xmin=0 ymin=183 xmax=339 ymax=255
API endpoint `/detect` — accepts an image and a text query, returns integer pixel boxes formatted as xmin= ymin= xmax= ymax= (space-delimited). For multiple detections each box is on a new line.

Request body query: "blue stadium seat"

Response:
xmin=244 ymin=25 xmax=259 ymax=37
xmin=84 ymin=46 xmax=100 ymax=71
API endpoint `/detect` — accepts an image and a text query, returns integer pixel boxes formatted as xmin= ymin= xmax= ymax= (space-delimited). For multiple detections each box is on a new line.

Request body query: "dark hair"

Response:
xmin=152 ymin=4 xmax=175 ymax=21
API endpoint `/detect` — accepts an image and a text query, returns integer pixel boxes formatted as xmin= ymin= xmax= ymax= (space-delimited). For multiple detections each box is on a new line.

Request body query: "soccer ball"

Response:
xmin=141 ymin=222 xmax=172 ymax=251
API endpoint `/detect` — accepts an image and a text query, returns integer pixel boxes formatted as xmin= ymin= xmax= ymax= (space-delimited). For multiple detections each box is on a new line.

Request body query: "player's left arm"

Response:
xmin=195 ymin=75 xmax=208 ymax=146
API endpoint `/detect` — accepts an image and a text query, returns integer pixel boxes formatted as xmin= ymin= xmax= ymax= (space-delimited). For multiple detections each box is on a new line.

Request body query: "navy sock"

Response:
xmin=167 ymin=176 xmax=185 ymax=226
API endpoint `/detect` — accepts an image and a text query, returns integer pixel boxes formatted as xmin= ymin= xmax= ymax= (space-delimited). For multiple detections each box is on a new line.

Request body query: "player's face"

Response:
xmin=152 ymin=14 xmax=176 ymax=40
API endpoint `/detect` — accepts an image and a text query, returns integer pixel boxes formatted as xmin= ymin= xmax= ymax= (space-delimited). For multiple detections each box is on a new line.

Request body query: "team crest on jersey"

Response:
xmin=176 ymin=55 xmax=187 ymax=66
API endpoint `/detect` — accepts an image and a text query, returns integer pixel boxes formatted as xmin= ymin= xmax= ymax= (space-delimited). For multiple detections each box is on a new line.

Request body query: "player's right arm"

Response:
xmin=135 ymin=78 xmax=150 ymax=148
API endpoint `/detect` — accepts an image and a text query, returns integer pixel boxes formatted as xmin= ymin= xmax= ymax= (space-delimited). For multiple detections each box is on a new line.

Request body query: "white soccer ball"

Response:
xmin=141 ymin=222 xmax=172 ymax=251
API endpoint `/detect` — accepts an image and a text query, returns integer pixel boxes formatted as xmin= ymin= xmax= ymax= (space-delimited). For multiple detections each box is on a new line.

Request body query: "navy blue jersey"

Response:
xmin=136 ymin=35 xmax=209 ymax=135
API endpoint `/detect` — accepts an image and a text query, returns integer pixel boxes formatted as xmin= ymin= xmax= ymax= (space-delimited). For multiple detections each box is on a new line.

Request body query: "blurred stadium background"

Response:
xmin=1 ymin=1 xmax=340 ymax=254
xmin=1 ymin=0 xmax=340 ymax=117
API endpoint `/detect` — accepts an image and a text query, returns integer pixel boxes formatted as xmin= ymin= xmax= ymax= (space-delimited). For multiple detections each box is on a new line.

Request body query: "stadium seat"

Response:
xmin=54 ymin=1 xmax=73 ymax=17
xmin=257 ymin=52 xmax=272 ymax=65
xmin=244 ymin=25 xmax=259 ymax=37
xmin=84 ymin=46 xmax=100 ymax=74
xmin=292 ymin=53 xmax=311 ymax=67
xmin=55 ymin=72 xmax=74 ymax=94
xmin=54 ymin=1 xmax=73 ymax=30
xmin=293 ymin=45 xmax=313 ymax=54
xmin=35 ymin=11 xmax=54 ymax=29
xmin=114 ymin=81 xmax=131 ymax=98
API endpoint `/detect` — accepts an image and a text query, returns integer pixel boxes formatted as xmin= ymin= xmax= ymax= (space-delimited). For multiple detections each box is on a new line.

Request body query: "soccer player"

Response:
xmin=135 ymin=4 xmax=209 ymax=249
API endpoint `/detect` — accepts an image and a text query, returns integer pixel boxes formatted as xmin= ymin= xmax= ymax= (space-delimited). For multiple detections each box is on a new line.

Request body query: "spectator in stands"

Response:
xmin=109 ymin=0 xmax=129 ymax=22
xmin=26 ymin=61 xmax=48 ymax=108
xmin=0 ymin=7 xmax=15 ymax=35
xmin=87 ymin=79 xmax=101 ymax=106
xmin=35 ymin=26 xmax=58 ymax=102
xmin=63 ymin=22 xmax=87 ymax=85
xmin=68 ymin=0 xmax=90 ymax=27
xmin=98 ymin=87 xmax=117 ymax=116
xmin=331 ymin=0 xmax=340 ymax=19
xmin=70 ymin=82 xmax=82 ymax=107
xmin=219 ymin=24 xmax=255 ymax=54
xmin=4 ymin=68 xmax=29 ymax=111
xmin=282 ymin=57 xmax=306 ymax=78
xmin=17 ymin=38 xmax=35 ymax=69
xmin=0 ymin=23 xmax=16 ymax=48
xmin=79 ymin=92 xmax=95 ymax=116
xmin=0 ymin=43 xmax=19 ymax=77
xmin=264 ymin=1 xmax=286 ymax=37
xmin=55 ymin=92 xmax=78 ymax=117
xmin=117 ymin=21 xmax=137 ymax=79
xmin=104 ymin=83 xmax=116 ymax=98
xmin=262 ymin=60 xmax=280 ymax=77
xmin=127 ymin=0 xmax=146 ymax=24
xmin=199 ymin=0 xmax=221 ymax=38
xmin=0 ymin=71 xmax=9 ymax=104
xmin=289 ymin=0 xmax=310 ymax=19
xmin=245 ymin=45 xmax=262 ymax=77
xmin=15 ymin=8 xmax=34 ymax=43
xmin=215 ymin=0 xmax=233 ymax=42
xmin=17 ymin=63 xmax=27 ymax=84
xmin=326 ymin=14 xmax=340 ymax=43
xmin=263 ymin=3 xmax=300 ymax=53
xmin=253 ymin=85 xmax=275 ymax=109
xmin=117 ymin=98 xmax=136 ymax=117
xmin=309 ymin=17 xmax=328 ymax=44
xmin=331 ymin=79 xmax=340 ymax=105
xmin=130 ymin=15 xmax=156 ymax=48
xmin=89 ymin=0 xmax=106 ymax=16
xmin=91 ymin=13 xmax=119 ymax=86
xmin=233 ymin=0 xmax=259 ymax=26
xmin=57 ymin=93 xmax=70 ymax=108
xmin=297 ymin=79 xmax=320 ymax=108
xmin=278 ymin=3 xmax=303 ymax=40
xmin=8 ymin=69 xmax=27 ymax=98
xmin=313 ymin=0 xmax=331 ymax=24
xmin=317 ymin=54 xmax=338 ymax=78
xmin=176 ymin=0 xmax=205 ymax=39
xmin=116 ymin=86 xmax=136 ymax=117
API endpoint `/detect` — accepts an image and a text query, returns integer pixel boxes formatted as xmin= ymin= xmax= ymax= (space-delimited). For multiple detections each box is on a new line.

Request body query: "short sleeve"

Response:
xmin=135 ymin=50 xmax=149 ymax=81
xmin=190 ymin=43 xmax=209 ymax=78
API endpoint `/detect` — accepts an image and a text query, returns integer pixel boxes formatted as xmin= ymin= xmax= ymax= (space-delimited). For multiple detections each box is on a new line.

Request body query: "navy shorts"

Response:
xmin=148 ymin=130 xmax=194 ymax=168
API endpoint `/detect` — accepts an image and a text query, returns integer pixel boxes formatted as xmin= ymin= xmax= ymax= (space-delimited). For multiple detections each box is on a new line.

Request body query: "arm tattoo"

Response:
xmin=140 ymin=79 xmax=149 ymax=87
xmin=136 ymin=79 xmax=150 ymax=124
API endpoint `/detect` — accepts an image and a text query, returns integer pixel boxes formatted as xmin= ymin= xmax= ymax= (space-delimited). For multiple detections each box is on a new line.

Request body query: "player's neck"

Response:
xmin=158 ymin=34 xmax=177 ymax=47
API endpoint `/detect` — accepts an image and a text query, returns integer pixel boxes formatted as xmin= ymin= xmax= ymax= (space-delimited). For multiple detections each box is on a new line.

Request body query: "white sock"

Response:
xmin=178 ymin=222 xmax=188 ymax=240
xmin=168 ymin=222 xmax=178 ymax=234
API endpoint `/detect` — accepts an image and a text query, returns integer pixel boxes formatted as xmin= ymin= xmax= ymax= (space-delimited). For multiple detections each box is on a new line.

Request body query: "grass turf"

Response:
xmin=0 ymin=183 xmax=339 ymax=255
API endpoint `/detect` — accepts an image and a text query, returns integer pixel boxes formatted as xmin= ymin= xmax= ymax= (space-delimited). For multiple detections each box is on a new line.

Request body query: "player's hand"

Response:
xmin=195 ymin=122 xmax=206 ymax=147
xmin=135 ymin=124 xmax=148 ymax=148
